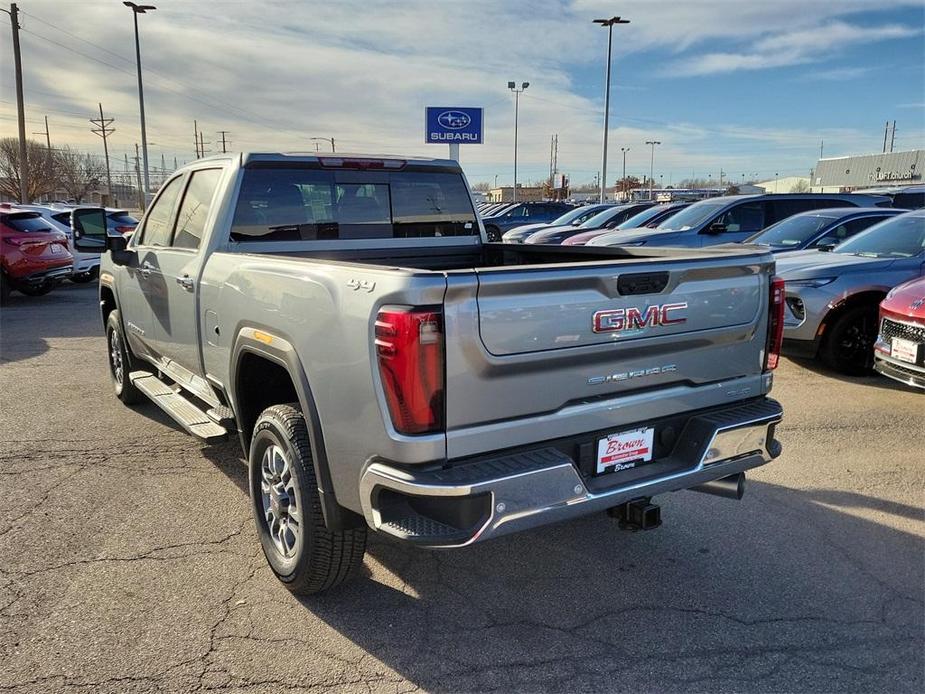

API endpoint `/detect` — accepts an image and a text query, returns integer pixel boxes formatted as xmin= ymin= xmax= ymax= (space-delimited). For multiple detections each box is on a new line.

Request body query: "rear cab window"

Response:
xmin=230 ymin=164 xmax=477 ymax=242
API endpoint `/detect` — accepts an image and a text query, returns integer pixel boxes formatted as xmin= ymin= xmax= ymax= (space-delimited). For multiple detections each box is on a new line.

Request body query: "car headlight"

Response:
xmin=784 ymin=277 xmax=836 ymax=288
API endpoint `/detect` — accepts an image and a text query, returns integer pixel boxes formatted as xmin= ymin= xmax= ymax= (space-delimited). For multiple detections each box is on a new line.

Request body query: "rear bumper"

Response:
xmin=360 ymin=397 xmax=783 ymax=547
xmin=17 ymin=264 xmax=73 ymax=285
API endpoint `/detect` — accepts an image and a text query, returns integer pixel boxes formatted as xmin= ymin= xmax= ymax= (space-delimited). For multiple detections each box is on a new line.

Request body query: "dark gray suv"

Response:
xmin=590 ymin=194 xmax=891 ymax=248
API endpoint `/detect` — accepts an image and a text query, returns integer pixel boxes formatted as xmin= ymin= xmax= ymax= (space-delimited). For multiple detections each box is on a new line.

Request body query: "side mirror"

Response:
xmin=71 ymin=208 xmax=108 ymax=253
xmin=706 ymin=221 xmax=726 ymax=234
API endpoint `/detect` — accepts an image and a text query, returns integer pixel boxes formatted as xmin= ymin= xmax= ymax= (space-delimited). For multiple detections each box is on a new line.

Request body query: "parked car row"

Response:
xmin=493 ymin=191 xmax=923 ymax=386
xmin=0 ymin=202 xmax=138 ymax=301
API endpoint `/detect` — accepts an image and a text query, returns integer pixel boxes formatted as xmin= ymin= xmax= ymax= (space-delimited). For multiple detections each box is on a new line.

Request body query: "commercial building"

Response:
xmin=487 ymin=185 xmax=544 ymax=202
xmin=811 ymin=149 xmax=923 ymax=192
xmin=754 ymin=177 xmax=810 ymax=194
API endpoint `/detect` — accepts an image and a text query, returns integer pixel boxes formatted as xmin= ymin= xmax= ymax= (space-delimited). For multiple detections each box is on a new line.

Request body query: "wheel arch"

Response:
xmin=818 ymin=289 xmax=887 ymax=341
xmin=230 ymin=327 xmax=362 ymax=531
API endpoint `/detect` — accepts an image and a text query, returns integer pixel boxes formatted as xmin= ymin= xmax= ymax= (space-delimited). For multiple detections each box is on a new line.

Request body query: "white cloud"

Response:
xmin=0 ymin=0 xmax=921 ymax=186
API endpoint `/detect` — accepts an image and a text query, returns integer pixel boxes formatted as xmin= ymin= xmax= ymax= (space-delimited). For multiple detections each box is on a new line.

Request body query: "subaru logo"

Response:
xmin=438 ymin=110 xmax=470 ymax=129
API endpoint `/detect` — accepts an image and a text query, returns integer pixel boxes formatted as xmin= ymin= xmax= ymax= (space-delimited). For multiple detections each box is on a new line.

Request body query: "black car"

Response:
xmin=524 ymin=203 xmax=654 ymax=245
xmin=481 ymin=201 xmax=575 ymax=240
xmin=745 ymin=207 xmax=906 ymax=252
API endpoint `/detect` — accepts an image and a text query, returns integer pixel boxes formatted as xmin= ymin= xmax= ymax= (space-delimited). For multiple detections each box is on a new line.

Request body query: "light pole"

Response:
xmin=508 ymin=81 xmax=529 ymax=202
xmin=311 ymin=137 xmax=335 ymax=152
xmin=2 ymin=4 xmax=28 ymax=202
xmin=594 ymin=16 xmax=630 ymax=204
xmin=619 ymin=147 xmax=629 ymax=200
xmin=124 ymin=2 xmax=155 ymax=207
xmin=645 ymin=140 xmax=660 ymax=200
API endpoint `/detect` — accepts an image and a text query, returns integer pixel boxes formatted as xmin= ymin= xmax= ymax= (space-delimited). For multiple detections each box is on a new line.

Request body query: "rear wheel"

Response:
xmin=249 ymin=404 xmax=367 ymax=594
xmin=820 ymin=304 xmax=879 ymax=375
xmin=16 ymin=280 xmax=55 ymax=297
xmin=106 ymin=309 xmax=142 ymax=405
xmin=484 ymin=225 xmax=501 ymax=242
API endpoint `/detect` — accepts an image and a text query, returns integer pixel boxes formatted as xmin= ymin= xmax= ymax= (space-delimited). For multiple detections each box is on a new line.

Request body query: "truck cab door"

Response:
xmin=149 ymin=168 xmax=223 ymax=377
xmin=119 ymin=174 xmax=186 ymax=361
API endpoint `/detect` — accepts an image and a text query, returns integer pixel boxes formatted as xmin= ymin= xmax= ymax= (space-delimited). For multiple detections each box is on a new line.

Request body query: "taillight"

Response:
xmin=375 ymin=308 xmax=444 ymax=435
xmin=116 ymin=225 xmax=135 ymax=234
xmin=3 ymin=237 xmax=24 ymax=246
xmin=764 ymin=276 xmax=785 ymax=371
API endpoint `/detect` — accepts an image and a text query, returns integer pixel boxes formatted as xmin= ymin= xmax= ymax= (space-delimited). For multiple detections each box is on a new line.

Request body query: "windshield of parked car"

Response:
xmin=2 ymin=213 xmax=54 ymax=233
xmin=551 ymin=205 xmax=606 ymax=226
xmin=231 ymin=166 xmax=478 ymax=241
xmin=834 ymin=214 xmax=925 ymax=258
xmin=749 ymin=214 xmax=836 ymax=247
xmin=617 ymin=205 xmax=674 ymax=230
xmin=578 ymin=206 xmax=630 ymax=229
xmin=655 ymin=200 xmax=726 ymax=230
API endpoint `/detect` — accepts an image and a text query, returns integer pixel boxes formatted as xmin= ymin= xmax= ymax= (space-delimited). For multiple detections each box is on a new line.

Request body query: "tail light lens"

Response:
xmin=764 ymin=276 xmax=785 ymax=371
xmin=116 ymin=225 xmax=135 ymax=234
xmin=375 ymin=308 xmax=444 ymax=435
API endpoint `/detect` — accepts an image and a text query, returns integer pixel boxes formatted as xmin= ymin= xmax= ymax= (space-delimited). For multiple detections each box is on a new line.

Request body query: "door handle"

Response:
xmin=139 ymin=261 xmax=154 ymax=278
xmin=176 ymin=275 xmax=194 ymax=292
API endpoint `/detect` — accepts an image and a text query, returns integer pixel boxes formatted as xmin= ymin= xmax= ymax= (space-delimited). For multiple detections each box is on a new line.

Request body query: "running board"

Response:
xmin=130 ymin=371 xmax=228 ymax=444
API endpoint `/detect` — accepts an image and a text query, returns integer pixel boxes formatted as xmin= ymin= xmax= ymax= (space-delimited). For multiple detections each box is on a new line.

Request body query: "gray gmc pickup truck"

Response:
xmin=73 ymin=152 xmax=784 ymax=594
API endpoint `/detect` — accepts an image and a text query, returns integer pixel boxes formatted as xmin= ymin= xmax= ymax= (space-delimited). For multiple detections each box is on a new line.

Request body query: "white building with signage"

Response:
xmin=811 ymin=149 xmax=922 ymax=192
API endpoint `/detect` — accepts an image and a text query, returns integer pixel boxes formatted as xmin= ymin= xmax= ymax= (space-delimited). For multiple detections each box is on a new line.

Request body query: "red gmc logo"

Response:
xmin=592 ymin=302 xmax=688 ymax=334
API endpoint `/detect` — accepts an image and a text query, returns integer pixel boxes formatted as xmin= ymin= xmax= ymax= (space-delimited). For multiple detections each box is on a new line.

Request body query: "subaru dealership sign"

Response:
xmin=425 ymin=107 xmax=483 ymax=144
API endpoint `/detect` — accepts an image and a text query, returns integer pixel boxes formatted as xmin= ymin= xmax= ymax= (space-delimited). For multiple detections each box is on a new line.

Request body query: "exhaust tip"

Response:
xmin=689 ymin=472 xmax=745 ymax=500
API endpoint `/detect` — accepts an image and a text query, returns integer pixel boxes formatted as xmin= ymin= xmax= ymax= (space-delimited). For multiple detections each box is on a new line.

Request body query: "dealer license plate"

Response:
xmin=50 ymin=245 xmax=60 ymax=254
xmin=596 ymin=427 xmax=655 ymax=475
xmin=892 ymin=337 xmax=920 ymax=364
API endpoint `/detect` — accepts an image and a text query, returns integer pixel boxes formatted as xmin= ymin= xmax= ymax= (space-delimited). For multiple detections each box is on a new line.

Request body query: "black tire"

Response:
xmin=484 ymin=225 xmax=501 ymax=242
xmin=106 ymin=309 xmax=143 ymax=405
xmin=249 ymin=404 xmax=367 ymax=594
xmin=820 ymin=304 xmax=879 ymax=375
xmin=70 ymin=268 xmax=98 ymax=284
xmin=0 ymin=272 xmax=9 ymax=303
xmin=16 ymin=280 xmax=55 ymax=297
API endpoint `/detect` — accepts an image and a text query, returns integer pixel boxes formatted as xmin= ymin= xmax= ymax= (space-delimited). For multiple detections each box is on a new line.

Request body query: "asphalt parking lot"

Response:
xmin=0 ymin=283 xmax=922 ymax=693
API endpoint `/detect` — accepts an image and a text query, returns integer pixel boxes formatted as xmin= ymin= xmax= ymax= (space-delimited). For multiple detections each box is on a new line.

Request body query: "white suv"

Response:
xmin=13 ymin=204 xmax=100 ymax=282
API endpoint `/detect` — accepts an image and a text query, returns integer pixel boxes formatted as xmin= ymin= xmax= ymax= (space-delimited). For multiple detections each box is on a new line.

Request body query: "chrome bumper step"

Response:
xmin=361 ymin=398 xmax=783 ymax=547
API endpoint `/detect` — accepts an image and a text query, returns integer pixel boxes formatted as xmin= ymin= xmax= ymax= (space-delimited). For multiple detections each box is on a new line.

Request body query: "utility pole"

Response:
xmin=198 ymin=131 xmax=209 ymax=158
xmin=820 ymin=140 xmax=824 ymax=159
xmin=217 ymin=130 xmax=231 ymax=153
xmin=33 ymin=115 xmax=50 ymax=150
xmin=2 ymin=3 xmax=29 ymax=202
xmin=645 ymin=140 xmax=661 ymax=200
xmin=889 ymin=120 xmax=896 ymax=152
xmin=620 ymin=147 xmax=629 ymax=200
xmin=882 ymin=121 xmax=889 ymax=153
xmin=193 ymin=120 xmax=200 ymax=158
xmin=173 ymin=156 xmax=177 ymax=170
xmin=133 ymin=143 xmax=144 ymax=210
xmin=90 ymin=103 xmax=115 ymax=203
xmin=593 ymin=16 xmax=630 ymax=204
xmin=508 ymin=81 xmax=529 ymax=202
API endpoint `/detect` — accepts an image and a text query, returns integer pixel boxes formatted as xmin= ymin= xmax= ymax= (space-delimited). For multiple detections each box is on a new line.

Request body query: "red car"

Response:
xmin=0 ymin=210 xmax=73 ymax=301
xmin=874 ymin=275 xmax=925 ymax=389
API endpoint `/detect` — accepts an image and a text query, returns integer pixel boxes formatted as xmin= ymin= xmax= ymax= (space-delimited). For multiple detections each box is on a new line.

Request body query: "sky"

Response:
xmin=1 ymin=0 xmax=923 ymax=188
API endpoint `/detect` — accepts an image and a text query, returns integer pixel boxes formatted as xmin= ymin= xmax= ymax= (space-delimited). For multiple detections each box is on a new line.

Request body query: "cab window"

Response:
xmin=715 ymin=201 xmax=766 ymax=233
xmin=136 ymin=176 xmax=185 ymax=247
xmin=171 ymin=169 xmax=223 ymax=250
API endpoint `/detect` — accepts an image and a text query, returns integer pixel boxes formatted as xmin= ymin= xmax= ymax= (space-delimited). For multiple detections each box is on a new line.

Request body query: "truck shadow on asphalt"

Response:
xmin=0 ymin=285 xmax=102 ymax=363
xmin=199 ymin=442 xmax=923 ymax=690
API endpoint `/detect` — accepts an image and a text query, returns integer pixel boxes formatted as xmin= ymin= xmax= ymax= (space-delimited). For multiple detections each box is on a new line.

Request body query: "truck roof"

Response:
xmin=182 ymin=151 xmax=460 ymax=169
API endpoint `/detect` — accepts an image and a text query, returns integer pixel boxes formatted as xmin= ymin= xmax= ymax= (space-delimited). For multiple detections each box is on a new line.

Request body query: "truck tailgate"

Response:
xmin=443 ymin=252 xmax=774 ymax=458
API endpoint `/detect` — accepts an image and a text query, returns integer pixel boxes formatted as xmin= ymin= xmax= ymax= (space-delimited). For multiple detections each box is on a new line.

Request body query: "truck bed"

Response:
xmin=265 ymin=241 xmax=770 ymax=272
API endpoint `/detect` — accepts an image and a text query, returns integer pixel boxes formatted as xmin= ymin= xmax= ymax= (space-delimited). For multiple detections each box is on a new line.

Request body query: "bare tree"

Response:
xmin=56 ymin=147 xmax=105 ymax=203
xmin=0 ymin=137 xmax=58 ymax=202
xmin=790 ymin=179 xmax=810 ymax=193
xmin=615 ymin=176 xmax=642 ymax=193
xmin=470 ymin=181 xmax=491 ymax=192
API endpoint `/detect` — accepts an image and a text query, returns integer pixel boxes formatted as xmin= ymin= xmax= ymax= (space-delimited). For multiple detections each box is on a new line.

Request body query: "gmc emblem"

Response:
xmin=592 ymin=302 xmax=688 ymax=334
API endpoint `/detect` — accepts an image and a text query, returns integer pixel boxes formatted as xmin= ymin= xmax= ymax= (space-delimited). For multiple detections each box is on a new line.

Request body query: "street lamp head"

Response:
xmin=124 ymin=2 xmax=156 ymax=12
xmin=507 ymin=81 xmax=516 ymax=89
xmin=521 ymin=82 xmax=529 ymax=90
xmin=594 ymin=16 xmax=630 ymax=26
